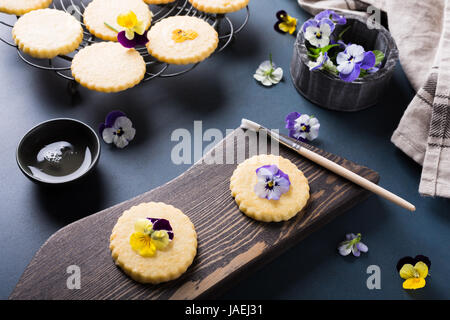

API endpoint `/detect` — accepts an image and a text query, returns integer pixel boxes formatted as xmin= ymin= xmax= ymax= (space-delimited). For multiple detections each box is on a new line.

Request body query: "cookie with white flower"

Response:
xmin=0 ymin=0 xmax=52 ymax=15
xmin=146 ymin=16 xmax=218 ymax=65
xmin=71 ymin=42 xmax=146 ymax=92
xmin=230 ymin=154 xmax=310 ymax=222
xmin=83 ymin=0 xmax=152 ymax=41
xmin=188 ymin=0 xmax=249 ymax=14
xmin=12 ymin=9 xmax=83 ymax=59
xmin=110 ymin=202 xmax=197 ymax=284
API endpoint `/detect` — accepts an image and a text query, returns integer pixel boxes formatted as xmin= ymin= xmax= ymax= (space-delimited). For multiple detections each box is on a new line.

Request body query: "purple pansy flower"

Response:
xmin=285 ymin=112 xmax=320 ymax=142
xmin=254 ymin=165 xmax=291 ymax=200
xmin=117 ymin=30 xmax=149 ymax=48
xmin=99 ymin=111 xmax=136 ymax=149
xmin=338 ymin=233 xmax=368 ymax=257
xmin=315 ymin=9 xmax=346 ymax=25
xmin=147 ymin=218 xmax=174 ymax=241
xmin=303 ymin=18 xmax=334 ymax=48
xmin=336 ymin=44 xmax=376 ymax=82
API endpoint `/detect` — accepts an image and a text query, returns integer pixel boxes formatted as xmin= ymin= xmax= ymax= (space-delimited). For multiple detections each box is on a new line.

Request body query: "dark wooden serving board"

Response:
xmin=10 ymin=129 xmax=379 ymax=300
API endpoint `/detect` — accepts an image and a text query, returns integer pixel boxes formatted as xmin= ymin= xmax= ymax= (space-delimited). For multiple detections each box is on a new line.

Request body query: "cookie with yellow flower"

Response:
xmin=146 ymin=16 xmax=218 ymax=65
xmin=71 ymin=42 xmax=146 ymax=93
xmin=188 ymin=0 xmax=250 ymax=14
xmin=12 ymin=8 xmax=83 ymax=59
xmin=0 ymin=0 xmax=52 ymax=15
xmin=83 ymin=0 xmax=152 ymax=41
xmin=110 ymin=202 xmax=197 ymax=284
xmin=230 ymin=154 xmax=310 ymax=222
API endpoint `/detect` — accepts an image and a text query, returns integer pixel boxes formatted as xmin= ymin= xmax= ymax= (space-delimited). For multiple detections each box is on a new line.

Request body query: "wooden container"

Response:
xmin=290 ymin=14 xmax=399 ymax=112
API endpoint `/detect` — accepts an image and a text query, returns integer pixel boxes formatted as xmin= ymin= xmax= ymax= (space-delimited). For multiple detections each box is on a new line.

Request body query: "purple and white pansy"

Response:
xmin=338 ymin=233 xmax=368 ymax=257
xmin=254 ymin=165 xmax=291 ymax=200
xmin=302 ymin=9 xmax=384 ymax=82
xmin=336 ymin=44 xmax=376 ymax=82
xmin=303 ymin=19 xmax=333 ymax=48
xmin=285 ymin=112 xmax=320 ymax=142
xmin=99 ymin=111 xmax=136 ymax=149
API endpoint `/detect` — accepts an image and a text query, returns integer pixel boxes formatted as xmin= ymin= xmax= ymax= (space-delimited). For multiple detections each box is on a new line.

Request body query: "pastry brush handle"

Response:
xmin=298 ymin=146 xmax=415 ymax=211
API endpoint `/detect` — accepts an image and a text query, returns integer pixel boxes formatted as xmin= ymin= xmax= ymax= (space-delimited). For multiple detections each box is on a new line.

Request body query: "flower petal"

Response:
xmin=399 ymin=264 xmax=417 ymax=279
xmin=105 ymin=110 xmax=126 ymax=128
xmin=114 ymin=135 xmax=129 ymax=149
xmin=336 ymin=51 xmax=350 ymax=65
xmin=102 ymin=127 xmax=115 ymax=144
xmin=403 ymin=278 xmax=426 ymax=290
xmin=115 ymin=116 xmax=133 ymax=130
xmin=360 ymin=51 xmax=376 ymax=70
xmin=414 ymin=261 xmax=429 ymax=278
xmin=356 ymin=242 xmax=368 ymax=253
xmin=338 ymin=242 xmax=352 ymax=256
xmin=302 ymin=19 xmax=319 ymax=32
xmin=339 ymin=63 xmax=360 ymax=82
xmin=319 ymin=18 xmax=334 ymax=35
xmin=117 ymin=31 xmax=138 ymax=48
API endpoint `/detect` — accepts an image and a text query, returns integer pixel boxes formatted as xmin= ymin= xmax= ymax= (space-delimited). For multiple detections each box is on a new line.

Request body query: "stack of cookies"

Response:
xmin=1 ymin=0 xmax=250 ymax=92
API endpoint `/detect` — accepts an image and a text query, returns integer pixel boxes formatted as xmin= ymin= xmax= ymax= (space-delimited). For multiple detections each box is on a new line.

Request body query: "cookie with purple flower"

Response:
xmin=230 ymin=154 xmax=310 ymax=222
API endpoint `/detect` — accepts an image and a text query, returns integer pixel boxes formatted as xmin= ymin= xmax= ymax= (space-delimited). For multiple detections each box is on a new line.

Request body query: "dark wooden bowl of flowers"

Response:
xmin=290 ymin=12 xmax=399 ymax=112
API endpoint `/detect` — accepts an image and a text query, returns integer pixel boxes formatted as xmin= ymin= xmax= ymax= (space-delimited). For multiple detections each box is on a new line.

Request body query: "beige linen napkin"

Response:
xmin=298 ymin=0 xmax=450 ymax=198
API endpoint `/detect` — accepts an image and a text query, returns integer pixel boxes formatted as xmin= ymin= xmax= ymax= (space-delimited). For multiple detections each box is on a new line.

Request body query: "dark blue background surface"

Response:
xmin=0 ymin=0 xmax=449 ymax=299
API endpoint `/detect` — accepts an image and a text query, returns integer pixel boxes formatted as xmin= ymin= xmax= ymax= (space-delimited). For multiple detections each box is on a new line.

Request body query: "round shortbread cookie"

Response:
xmin=146 ymin=16 xmax=218 ymax=65
xmin=12 ymin=9 xmax=83 ymax=59
xmin=71 ymin=42 xmax=146 ymax=93
xmin=83 ymin=0 xmax=152 ymax=41
xmin=188 ymin=0 xmax=250 ymax=14
xmin=230 ymin=154 xmax=310 ymax=222
xmin=0 ymin=0 xmax=52 ymax=15
xmin=110 ymin=202 xmax=197 ymax=284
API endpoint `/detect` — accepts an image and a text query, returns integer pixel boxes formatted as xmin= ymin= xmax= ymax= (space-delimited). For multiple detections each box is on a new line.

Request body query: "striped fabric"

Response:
xmin=298 ymin=0 xmax=450 ymax=198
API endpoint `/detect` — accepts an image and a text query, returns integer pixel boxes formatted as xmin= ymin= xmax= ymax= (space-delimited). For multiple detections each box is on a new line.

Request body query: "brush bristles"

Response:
xmin=240 ymin=119 xmax=261 ymax=132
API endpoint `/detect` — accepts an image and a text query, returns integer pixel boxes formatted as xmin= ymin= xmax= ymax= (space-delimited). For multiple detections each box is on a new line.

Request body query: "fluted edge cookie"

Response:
xmin=230 ymin=154 xmax=310 ymax=222
xmin=0 ymin=0 xmax=52 ymax=15
xmin=83 ymin=0 xmax=152 ymax=41
xmin=12 ymin=9 xmax=83 ymax=59
xmin=71 ymin=42 xmax=146 ymax=93
xmin=110 ymin=202 xmax=197 ymax=284
xmin=188 ymin=0 xmax=250 ymax=14
xmin=146 ymin=16 xmax=218 ymax=65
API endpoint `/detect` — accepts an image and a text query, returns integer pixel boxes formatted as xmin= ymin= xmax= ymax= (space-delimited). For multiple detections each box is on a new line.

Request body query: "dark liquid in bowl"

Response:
xmin=27 ymin=141 xmax=92 ymax=183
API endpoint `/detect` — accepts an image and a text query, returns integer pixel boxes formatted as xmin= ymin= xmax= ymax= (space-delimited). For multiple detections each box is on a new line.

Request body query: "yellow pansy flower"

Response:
xmin=399 ymin=261 xmax=428 ymax=290
xmin=275 ymin=10 xmax=297 ymax=35
xmin=129 ymin=218 xmax=173 ymax=257
xmin=117 ymin=11 xmax=146 ymax=40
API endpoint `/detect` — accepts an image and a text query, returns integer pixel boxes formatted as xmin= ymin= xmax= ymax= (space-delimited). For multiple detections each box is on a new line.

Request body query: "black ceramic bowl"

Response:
xmin=16 ymin=118 xmax=101 ymax=185
xmin=290 ymin=14 xmax=399 ymax=111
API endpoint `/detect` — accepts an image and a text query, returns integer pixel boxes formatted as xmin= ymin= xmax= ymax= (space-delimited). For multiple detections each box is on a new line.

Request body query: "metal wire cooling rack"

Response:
xmin=0 ymin=0 xmax=250 ymax=93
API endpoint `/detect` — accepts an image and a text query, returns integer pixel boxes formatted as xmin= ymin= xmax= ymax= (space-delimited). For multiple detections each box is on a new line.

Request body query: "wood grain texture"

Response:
xmin=10 ymin=129 xmax=379 ymax=300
